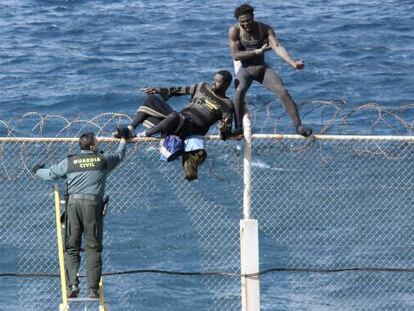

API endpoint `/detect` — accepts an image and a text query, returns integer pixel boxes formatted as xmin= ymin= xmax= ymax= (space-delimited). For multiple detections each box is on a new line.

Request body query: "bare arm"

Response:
xmin=267 ymin=26 xmax=304 ymax=70
xmin=228 ymin=25 xmax=269 ymax=61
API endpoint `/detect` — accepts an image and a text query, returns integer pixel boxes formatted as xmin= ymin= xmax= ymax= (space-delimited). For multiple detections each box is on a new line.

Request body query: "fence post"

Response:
xmin=240 ymin=113 xmax=261 ymax=311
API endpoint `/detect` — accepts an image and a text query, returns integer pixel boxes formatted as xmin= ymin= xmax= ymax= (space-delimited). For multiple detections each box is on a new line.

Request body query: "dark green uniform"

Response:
xmin=36 ymin=142 xmax=126 ymax=291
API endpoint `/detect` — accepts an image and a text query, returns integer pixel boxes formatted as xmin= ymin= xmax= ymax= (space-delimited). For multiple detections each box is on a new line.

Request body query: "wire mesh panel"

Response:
xmin=0 ymin=137 xmax=242 ymax=311
xmin=252 ymin=136 xmax=414 ymax=310
xmin=2 ymin=107 xmax=414 ymax=310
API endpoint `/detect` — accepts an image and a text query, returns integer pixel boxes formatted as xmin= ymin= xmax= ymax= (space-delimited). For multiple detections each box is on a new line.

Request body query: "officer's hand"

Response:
xmin=32 ymin=163 xmax=45 ymax=174
xmin=139 ymin=87 xmax=160 ymax=95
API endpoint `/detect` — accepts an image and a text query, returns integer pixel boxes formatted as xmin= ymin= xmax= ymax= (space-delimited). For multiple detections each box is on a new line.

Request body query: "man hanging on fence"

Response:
xmin=32 ymin=132 xmax=128 ymax=298
xmin=229 ymin=3 xmax=312 ymax=137
xmin=114 ymin=70 xmax=234 ymax=180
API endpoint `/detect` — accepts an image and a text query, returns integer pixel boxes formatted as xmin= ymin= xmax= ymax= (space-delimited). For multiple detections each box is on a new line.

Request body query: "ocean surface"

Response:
xmin=1 ymin=0 xmax=414 ymax=310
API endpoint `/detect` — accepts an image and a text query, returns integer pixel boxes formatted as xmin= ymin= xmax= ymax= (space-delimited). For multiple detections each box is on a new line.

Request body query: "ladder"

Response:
xmin=54 ymin=184 xmax=108 ymax=311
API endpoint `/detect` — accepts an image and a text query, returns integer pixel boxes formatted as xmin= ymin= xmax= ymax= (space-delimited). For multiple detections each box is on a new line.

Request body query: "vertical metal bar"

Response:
xmin=240 ymin=219 xmax=260 ymax=311
xmin=243 ymin=114 xmax=252 ymax=220
xmin=98 ymin=277 xmax=108 ymax=311
xmin=54 ymin=184 xmax=69 ymax=311
xmin=234 ymin=59 xmax=260 ymax=311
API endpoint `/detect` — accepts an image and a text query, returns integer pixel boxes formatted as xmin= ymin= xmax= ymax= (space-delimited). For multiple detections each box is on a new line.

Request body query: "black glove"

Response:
xmin=116 ymin=126 xmax=134 ymax=139
xmin=32 ymin=163 xmax=45 ymax=174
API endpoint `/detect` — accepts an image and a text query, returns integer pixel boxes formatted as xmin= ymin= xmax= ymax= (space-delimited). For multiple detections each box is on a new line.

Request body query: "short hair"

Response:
xmin=79 ymin=132 xmax=96 ymax=150
xmin=216 ymin=70 xmax=233 ymax=86
xmin=234 ymin=3 xmax=254 ymax=19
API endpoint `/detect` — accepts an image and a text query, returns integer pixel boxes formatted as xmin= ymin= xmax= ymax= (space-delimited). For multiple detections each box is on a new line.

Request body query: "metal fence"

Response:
xmin=0 ymin=134 xmax=243 ymax=311
xmin=1 ymin=109 xmax=414 ymax=310
xmin=252 ymin=134 xmax=414 ymax=310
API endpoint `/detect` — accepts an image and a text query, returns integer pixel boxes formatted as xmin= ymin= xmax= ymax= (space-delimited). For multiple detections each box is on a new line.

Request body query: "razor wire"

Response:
xmin=2 ymin=99 xmax=414 ymax=139
xmin=1 ymin=100 xmax=414 ymax=310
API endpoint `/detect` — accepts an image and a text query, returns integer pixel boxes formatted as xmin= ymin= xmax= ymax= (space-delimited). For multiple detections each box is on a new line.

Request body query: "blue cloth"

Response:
xmin=184 ymin=135 xmax=205 ymax=152
xmin=159 ymin=135 xmax=184 ymax=162
xmin=159 ymin=135 xmax=206 ymax=162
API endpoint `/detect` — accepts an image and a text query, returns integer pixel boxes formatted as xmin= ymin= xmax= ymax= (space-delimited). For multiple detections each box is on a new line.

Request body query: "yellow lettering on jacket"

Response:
xmin=79 ymin=162 xmax=96 ymax=168
xmin=204 ymin=99 xmax=219 ymax=111
xmin=73 ymin=157 xmax=101 ymax=165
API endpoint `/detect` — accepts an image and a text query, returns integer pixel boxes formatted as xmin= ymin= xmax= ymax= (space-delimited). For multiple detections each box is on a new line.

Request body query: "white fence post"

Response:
xmin=240 ymin=112 xmax=261 ymax=311
xmin=242 ymin=114 xmax=252 ymax=220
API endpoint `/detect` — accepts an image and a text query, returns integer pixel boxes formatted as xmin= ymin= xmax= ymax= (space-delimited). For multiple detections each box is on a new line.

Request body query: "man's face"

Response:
xmin=238 ymin=13 xmax=255 ymax=32
xmin=211 ymin=74 xmax=228 ymax=93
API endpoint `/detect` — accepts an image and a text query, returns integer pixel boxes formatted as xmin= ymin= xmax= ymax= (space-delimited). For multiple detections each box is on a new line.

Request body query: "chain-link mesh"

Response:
xmin=252 ymin=137 xmax=414 ymax=310
xmin=2 ymin=104 xmax=414 ymax=310
xmin=0 ymin=112 xmax=243 ymax=310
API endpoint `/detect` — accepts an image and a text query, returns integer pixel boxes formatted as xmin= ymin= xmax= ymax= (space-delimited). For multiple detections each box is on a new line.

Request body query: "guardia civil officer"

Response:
xmin=32 ymin=132 xmax=127 ymax=298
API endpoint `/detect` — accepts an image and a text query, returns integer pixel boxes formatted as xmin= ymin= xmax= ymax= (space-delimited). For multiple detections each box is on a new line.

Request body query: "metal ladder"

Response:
xmin=54 ymin=184 xmax=108 ymax=311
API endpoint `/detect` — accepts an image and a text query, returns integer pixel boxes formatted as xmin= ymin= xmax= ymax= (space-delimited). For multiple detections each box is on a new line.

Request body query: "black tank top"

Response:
xmin=239 ymin=22 xmax=268 ymax=67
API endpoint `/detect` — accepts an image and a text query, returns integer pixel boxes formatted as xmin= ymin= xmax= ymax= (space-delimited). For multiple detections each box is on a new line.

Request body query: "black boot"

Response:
xmin=88 ymin=288 xmax=99 ymax=299
xmin=68 ymin=284 xmax=79 ymax=298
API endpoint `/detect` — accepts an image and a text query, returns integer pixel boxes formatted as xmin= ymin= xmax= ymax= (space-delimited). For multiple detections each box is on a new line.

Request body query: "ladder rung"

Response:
xmin=68 ymin=297 xmax=99 ymax=302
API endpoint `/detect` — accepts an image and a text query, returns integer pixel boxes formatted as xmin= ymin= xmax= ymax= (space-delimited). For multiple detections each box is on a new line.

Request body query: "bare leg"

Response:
xmin=261 ymin=68 xmax=312 ymax=137
xmin=234 ymin=67 xmax=254 ymax=134
xmin=261 ymin=68 xmax=301 ymax=127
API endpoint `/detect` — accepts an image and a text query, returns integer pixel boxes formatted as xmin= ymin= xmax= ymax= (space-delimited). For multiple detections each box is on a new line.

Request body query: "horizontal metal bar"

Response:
xmin=68 ymin=297 xmax=99 ymax=302
xmin=0 ymin=134 xmax=413 ymax=143
xmin=252 ymin=134 xmax=414 ymax=141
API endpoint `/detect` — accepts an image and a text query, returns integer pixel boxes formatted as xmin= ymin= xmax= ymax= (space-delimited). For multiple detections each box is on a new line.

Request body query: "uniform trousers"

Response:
xmin=64 ymin=197 xmax=103 ymax=290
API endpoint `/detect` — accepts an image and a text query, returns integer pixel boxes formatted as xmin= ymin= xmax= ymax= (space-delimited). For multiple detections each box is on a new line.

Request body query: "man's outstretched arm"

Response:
xmin=267 ymin=26 xmax=304 ymax=70
xmin=140 ymin=85 xmax=197 ymax=101
xmin=34 ymin=158 xmax=68 ymax=180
